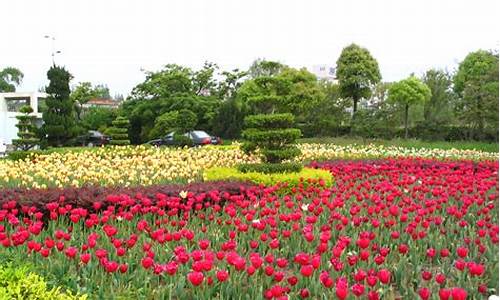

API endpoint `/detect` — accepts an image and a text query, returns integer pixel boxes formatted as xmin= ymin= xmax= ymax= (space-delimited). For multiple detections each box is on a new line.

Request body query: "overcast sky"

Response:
xmin=2 ymin=0 xmax=498 ymax=96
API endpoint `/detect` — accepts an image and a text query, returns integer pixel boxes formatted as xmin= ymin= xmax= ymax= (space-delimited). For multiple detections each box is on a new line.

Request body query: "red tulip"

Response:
xmin=187 ymin=271 xmax=204 ymax=286
xmin=450 ymin=287 xmax=467 ymax=300
xmin=300 ymin=265 xmax=314 ymax=277
xmin=418 ymin=287 xmax=430 ymax=300
xmin=377 ymin=269 xmax=391 ymax=284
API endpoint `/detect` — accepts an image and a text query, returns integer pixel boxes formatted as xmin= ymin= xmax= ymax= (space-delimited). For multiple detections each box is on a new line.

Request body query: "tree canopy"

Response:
xmin=453 ymin=50 xmax=498 ymax=136
xmin=388 ymin=76 xmax=431 ymax=138
xmin=336 ymin=43 xmax=381 ymax=116
xmin=0 ymin=67 xmax=24 ymax=92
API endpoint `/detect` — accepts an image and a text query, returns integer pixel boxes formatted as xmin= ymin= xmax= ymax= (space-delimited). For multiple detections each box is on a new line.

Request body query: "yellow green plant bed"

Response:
xmin=203 ymin=166 xmax=334 ymax=189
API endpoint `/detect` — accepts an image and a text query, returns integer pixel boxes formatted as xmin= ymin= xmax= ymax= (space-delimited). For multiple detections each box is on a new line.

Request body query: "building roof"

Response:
xmin=85 ymin=98 xmax=120 ymax=107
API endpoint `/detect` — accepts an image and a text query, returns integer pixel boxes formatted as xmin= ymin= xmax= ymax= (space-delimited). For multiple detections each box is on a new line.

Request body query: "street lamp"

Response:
xmin=44 ymin=35 xmax=62 ymax=65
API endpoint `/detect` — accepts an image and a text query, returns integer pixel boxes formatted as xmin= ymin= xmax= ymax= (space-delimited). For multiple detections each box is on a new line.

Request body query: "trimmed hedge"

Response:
xmin=244 ymin=113 xmax=294 ymax=129
xmin=237 ymin=162 xmax=303 ymax=174
xmin=204 ymin=166 xmax=334 ymax=190
xmin=242 ymin=128 xmax=301 ymax=146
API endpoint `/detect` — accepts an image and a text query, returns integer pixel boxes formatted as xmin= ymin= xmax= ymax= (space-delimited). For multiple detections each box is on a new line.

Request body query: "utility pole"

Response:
xmin=44 ymin=35 xmax=61 ymax=65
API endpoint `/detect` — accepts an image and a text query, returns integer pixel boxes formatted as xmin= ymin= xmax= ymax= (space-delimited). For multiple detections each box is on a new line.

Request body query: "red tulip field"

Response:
xmin=0 ymin=159 xmax=498 ymax=299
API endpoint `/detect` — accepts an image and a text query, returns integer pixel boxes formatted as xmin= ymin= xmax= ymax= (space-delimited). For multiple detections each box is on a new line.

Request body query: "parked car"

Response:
xmin=147 ymin=130 xmax=222 ymax=147
xmin=0 ymin=138 xmax=6 ymax=157
xmin=75 ymin=130 xmax=111 ymax=147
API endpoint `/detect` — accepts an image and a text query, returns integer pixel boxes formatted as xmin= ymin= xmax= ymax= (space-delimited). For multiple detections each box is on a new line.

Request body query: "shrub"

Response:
xmin=173 ymin=133 xmax=193 ymax=147
xmin=0 ymin=265 xmax=86 ymax=300
xmin=237 ymin=162 xmax=302 ymax=174
xmin=204 ymin=166 xmax=333 ymax=190
xmin=241 ymin=113 xmax=302 ymax=173
xmin=107 ymin=116 xmax=130 ymax=145
xmin=7 ymin=150 xmax=35 ymax=161
xmin=12 ymin=105 xmax=39 ymax=151
xmin=0 ymin=181 xmax=257 ymax=213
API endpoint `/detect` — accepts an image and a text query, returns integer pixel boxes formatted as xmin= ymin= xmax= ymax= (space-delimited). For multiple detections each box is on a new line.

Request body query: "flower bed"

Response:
xmin=0 ymin=143 xmax=496 ymax=189
xmin=0 ymin=159 xmax=498 ymax=299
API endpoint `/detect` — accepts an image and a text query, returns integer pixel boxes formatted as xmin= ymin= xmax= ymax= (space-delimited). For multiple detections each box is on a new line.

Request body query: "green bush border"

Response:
xmin=203 ymin=166 xmax=334 ymax=190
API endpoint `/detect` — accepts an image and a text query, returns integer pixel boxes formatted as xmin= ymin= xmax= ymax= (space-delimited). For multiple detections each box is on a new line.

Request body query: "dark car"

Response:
xmin=75 ymin=130 xmax=111 ymax=147
xmin=147 ymin=130 xmax=222 ymax=147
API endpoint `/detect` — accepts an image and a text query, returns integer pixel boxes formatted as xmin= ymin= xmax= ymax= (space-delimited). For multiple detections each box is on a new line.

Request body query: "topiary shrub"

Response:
xmin=107 ymin=116 xmax=130 ymax=145
xmin=239 ymin=113 xmax=302 ymax=173
xmin=12 ymin=105 xmax=39 ymax=151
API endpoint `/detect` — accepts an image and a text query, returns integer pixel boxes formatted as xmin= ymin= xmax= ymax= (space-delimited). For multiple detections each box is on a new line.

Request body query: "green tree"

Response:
xmin=107 ymin=116 xmax=130 ymax=145
xmin=248 ymin=59 xmax=286 ymax=78
xmin=12 ymin=105 xmax=39 ymax=150
xmin=80 ymin=107 xmax=117 ymax=132
xmin=422 ymin=69 xmax=455 ymax=124
xmin=454 ymin=50 xmax=499 ymax=138
xmin=238 ymin=67 xmax=323 ymax=119
xmin=212 ymin=69 xmax=248 ymax=139
xmin=176 ymin=109 xmax=198 ymax=133
xmin=336 ymin=44 xmax=381 ymax=119
xmin=149 ymin=111 xmax=179 ymax=139
xmin=71 ymin=82 xmax=96 ymax=120
xmin=388 ymin=76 xmax=431 ymax=139
xmin=41 ymin=65 xmax=77 ymax=147
xmin=0 ymin=67 xmax=24 ymax=92
xmin=122 ymin=64 xmax=221 ymax=143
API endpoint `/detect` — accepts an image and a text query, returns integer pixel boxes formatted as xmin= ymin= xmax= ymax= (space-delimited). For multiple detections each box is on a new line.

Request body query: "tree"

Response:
xmin=0 ymin=67 xmax=24 ymax=92
xmin=453 ymin=50 xmax=499 ymax=138
xmin=80 ymin=107 xmax=117 ymax=132
xmin=122 ymin=64 xmax=222 ymax=143
xmin=107 ymin=116 xmax=130 ymax=145
xmin=71 ymin=82 xmax=114 ymax=120
xmin=248 ymin=59 xmax=286 ymax=78
xmin=336 ymin=44 xmax=381 ymax=119
xmin=388 ymin=76 xmax=431 ymax=139
xmin=149 ymin=111 xmax=180 ymax=139
xmin=176 ymin=109 xmax=198 ymax=133
xmin=302 ymin=82 xmax=350 ymax=137
xmin=42 ymin=65 xmax=77 ymax=147
xmin=422 ymin=69 xmax=455 ymax=124
xmin=12 ymin=105 xmax=39 ymax=150
xmin=238 ymin=67 xmax=323 ymax=119
xmin=212 ymin=69 xmax=248 ymax=139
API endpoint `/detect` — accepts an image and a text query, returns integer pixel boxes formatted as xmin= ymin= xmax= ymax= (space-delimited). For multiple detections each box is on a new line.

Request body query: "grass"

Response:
xmin=298 ymin=137 xmax=499 ymax=153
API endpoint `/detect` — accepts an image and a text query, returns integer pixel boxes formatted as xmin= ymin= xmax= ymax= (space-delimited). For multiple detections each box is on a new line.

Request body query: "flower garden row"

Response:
xmin=0 ymin=159 xmax=498 ymax=299
xmin=0 ymin=143 xmax=497 ymax=189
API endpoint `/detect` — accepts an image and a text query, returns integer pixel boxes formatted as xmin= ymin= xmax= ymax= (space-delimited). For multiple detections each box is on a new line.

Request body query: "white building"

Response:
xmin=0 ymin=92 xmax=47 ymax=145
xmin=309 ymin=64 xmax=337 ymax=83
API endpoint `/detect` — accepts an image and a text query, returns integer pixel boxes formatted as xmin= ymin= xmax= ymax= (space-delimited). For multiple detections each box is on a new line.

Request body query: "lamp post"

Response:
xmin=44 ymin=35 xmax=61 ymax=65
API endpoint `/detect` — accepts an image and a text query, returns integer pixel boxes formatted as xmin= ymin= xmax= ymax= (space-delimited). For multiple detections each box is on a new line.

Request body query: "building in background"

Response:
xmin=309 ymin=64 xmax=337 ymax=83
xmin=82 ymin=98 xmax=120 ymax=109
xmin=0 ymin=92 xmax=47 ymax=145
